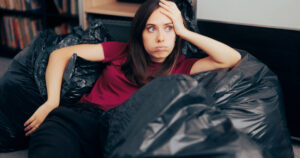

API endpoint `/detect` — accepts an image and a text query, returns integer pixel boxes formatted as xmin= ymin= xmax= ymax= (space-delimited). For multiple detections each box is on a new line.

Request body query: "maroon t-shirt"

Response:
xmin=79 ymin=41 xmax=198 ymax=110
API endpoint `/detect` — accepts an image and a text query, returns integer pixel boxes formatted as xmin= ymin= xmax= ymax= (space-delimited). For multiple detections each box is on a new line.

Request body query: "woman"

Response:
xmin=26 ymin=0 xmax=241 ymax=157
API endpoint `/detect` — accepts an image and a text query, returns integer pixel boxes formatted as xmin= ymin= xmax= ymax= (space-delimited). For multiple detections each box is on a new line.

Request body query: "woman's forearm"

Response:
xmin=44 ymin=50 xmax=71 ymax=108
xmin=180 ymin=29 xmax=241 ymax=67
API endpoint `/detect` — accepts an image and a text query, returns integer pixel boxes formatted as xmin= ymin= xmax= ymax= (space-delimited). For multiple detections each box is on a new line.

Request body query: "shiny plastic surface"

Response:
xmin=105 ymin=52 xmax=294 ymax=158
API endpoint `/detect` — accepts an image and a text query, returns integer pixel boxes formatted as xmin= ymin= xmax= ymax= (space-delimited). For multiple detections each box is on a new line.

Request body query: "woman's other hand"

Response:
xmin=158 ymin=0 xmax=187 ymax=36
xmin=24 ymin=102 xmax=58 ymax=136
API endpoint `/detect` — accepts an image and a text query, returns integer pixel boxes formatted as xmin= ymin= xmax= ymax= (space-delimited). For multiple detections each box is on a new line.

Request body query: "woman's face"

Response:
xmin=142 ymin=8 xmax=176 ymax=63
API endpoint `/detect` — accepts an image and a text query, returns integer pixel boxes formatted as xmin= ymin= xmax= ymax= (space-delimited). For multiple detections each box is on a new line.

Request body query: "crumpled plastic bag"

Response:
xmin=0 ymin=20 xmax=111 ymax=152
xmin=104 ymin=52 xmax=294 ymax=158
xmin=104 ymin=75 xmax=269 ymax=158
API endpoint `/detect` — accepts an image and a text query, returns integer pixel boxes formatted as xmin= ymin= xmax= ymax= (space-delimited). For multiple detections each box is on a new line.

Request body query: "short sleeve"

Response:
xmin=102 ymin=41 xmax=128 ymax=63
xmin=172 ymin=55 xmax=199 ymax=75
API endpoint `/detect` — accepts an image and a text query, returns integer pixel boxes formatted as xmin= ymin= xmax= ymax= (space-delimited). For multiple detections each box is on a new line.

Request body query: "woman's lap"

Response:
xmin=28 ymin=103 xmax=110 ymax=158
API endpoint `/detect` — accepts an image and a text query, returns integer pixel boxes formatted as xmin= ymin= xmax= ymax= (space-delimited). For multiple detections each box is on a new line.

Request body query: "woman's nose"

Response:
xmin=156 ymin=30 xmax=165 ymax=42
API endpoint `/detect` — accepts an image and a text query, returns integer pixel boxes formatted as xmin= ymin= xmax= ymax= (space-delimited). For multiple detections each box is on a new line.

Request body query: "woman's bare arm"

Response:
xmin=159 ymin=0 xmax=241 ymax=74
xmin=24 ymin=43 xmax=104 ymax=135
xmin=179 ymin=31 xmax=241 ymax=74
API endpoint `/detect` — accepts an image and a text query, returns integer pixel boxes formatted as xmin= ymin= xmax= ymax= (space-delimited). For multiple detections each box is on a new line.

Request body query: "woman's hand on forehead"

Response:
xmin=158 ymin=0 xmax=187 ymax=37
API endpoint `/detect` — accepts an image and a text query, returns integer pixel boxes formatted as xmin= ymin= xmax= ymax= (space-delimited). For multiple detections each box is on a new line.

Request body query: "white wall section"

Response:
xmin=196 ymin=0 xmax=300 ymax=31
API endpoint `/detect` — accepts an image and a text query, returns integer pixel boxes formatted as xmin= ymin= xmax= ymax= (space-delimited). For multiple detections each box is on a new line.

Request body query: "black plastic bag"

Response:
xmin=0 ymin=20 xmax=111 ymax=152
xmin=193 ymin=50 xmax=294 ymax=158
xmin=60 ymin=53 xmax=106 ymax=104
xmin=104 ymin=52 xmax=293 ymax=158
xmin=104 ymin=75 xmax=270 ymax=158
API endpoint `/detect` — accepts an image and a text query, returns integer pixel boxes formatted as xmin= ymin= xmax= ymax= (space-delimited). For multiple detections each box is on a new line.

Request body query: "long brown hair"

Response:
xmin=121 ymin=0 xmax=183 ymax=86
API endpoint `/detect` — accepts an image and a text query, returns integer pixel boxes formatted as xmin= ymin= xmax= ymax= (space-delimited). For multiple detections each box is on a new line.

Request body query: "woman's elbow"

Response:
xmin=49 ymin=50 xmax=60 ymax=58
xmin=49 ymin=49 xmax=70 ymax=62
xmin=222 ymin=52 xmax=242 ymax=68
xmin=228 ymin=52 xmax=242 ymax=68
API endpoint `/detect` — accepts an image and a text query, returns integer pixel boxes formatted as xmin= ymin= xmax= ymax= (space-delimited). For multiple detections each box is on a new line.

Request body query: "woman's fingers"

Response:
xmin=24 ymin=115 xmax=33 ymax=127
xmin=159 ymin=0 xmax=182 ymax=20
xmin=160 ymin=0 xmax=178 ymax=10
xmin=24 ymin=114 xmax=41 ymax=135
xmin=159 ymin=1 xmax=170 ymax=10
xmin=24 ymin=119 xmax=37 ymax=131
xmin=159 ymin=1 xmax=178 ymax=21
xmin=159 ymin=9 xmax=173 ymax=19
xmin=23 ymin=102 xmax=56 ymax=136
xmin=160 ymin=0 xmax=173 ymax=6
xmin=24 ymin=120 xmax=40 ymax=136
xmin=159 ymin=0 xmax=178 ymax=13
xmin=24 ymin=121 xmax=35 ymax=132
xmin=25 ymin=125 xmax=39 ymax=136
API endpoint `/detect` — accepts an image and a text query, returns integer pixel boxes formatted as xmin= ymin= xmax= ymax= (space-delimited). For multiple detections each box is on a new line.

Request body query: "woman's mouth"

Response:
xmin=154 ymin=46 xmax=168 ymax=51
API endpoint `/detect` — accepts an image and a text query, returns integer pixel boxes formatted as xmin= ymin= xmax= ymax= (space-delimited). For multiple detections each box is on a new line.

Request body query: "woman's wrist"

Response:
xmin=44 ymin=100 xmax=59 ymax=109
xmin=178 ymin=28 xmax=193 ymax=40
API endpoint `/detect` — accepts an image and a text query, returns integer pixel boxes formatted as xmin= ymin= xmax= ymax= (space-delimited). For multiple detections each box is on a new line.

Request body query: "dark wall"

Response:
xmin=197 ymin=20 xmax=300 ymax=139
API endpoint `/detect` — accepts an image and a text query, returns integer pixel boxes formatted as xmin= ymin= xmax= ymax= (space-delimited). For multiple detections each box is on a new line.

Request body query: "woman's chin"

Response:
xmin=149 ymin=52 xmax=171 ymax=62
xmin=150 ymin=56 xmax=166 ymax=63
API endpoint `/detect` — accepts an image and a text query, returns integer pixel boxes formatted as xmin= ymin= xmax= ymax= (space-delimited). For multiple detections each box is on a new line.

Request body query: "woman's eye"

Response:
xmin=165 ymin=26 xmax=173 ymax=31
xmin=147 ymin=27 xmax=155 ymax=32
